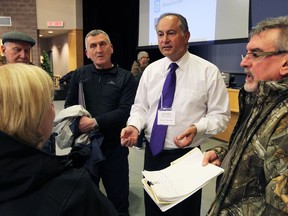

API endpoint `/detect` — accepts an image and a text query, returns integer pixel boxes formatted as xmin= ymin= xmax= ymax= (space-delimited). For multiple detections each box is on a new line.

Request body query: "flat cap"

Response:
xmin=2 ymin=31 xmax=36 ymax=47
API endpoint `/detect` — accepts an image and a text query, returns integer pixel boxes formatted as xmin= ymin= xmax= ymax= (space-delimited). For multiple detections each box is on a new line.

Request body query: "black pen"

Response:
xmin=147 ymin=181 xmax=154 ymax=186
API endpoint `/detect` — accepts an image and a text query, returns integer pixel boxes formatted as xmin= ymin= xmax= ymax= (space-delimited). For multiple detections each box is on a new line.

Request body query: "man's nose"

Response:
xmin=19 ymin=50 xmax=27 ymax=58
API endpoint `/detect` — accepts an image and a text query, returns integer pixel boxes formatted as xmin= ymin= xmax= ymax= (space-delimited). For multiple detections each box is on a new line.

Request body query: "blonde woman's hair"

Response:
xmin=0 ymin=63 xmax=54 ymax=146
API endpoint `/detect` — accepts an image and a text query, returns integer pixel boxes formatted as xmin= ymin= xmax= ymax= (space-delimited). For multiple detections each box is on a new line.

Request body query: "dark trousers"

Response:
xmin=92 ymin=145 xmax=130 ymax=216
xmin=144 ymin=144 xmax=202 ymax=216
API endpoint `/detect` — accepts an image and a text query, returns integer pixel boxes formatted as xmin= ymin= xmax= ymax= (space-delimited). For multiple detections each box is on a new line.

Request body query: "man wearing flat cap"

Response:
xmin=1 ymin=31 xmax=35 ymax=64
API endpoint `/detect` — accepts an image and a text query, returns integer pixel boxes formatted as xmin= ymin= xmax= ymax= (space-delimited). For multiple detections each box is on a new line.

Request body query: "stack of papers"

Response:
xmin=142 ymin=147 xmax=224 ymax=212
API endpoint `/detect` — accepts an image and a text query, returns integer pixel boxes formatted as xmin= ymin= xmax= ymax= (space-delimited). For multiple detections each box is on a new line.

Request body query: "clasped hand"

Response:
xmin=78 ymin=116 xmax=96 ymax=133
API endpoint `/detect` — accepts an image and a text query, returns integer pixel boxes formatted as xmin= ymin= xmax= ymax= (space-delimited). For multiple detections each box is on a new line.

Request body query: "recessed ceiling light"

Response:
xmin=48 ymin=31 xmax=53 ymax=34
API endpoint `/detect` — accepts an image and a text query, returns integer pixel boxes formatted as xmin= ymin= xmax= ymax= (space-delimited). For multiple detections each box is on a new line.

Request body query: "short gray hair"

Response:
xmin=137 ymin=51 xmax=149 ymax=61
xmin=250 ymin=16 xmax=288 ymax=51
xmin=85 ymin=29 xmax=111 ymax=49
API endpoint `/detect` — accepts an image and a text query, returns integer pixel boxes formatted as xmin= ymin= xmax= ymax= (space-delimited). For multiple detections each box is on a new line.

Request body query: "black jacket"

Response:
xmin=0 ymin=131 xmax=118 ymax=216
xmin=65 ymin=64 xmax=137 ymax=150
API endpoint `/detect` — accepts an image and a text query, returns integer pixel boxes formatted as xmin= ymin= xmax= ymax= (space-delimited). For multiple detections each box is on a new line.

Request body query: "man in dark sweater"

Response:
xmin=65 ymin=29 xmax=137 ymax=216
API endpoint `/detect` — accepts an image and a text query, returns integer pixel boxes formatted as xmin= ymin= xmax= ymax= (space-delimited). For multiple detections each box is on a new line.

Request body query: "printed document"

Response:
xmin=142 ymin=147 xmax=224 ymax=212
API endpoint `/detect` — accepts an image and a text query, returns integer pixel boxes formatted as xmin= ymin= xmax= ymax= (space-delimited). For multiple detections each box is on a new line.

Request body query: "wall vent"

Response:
xmin=0 ymin=16 xmax=12 ymax=26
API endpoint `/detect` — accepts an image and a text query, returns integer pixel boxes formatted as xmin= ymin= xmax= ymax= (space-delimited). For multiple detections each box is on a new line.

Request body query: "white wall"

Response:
xmin=37 ymin=0 xmax=82 ymax=77
xmin=51 ymin=34 xmax=69 ymax=77
xmin=36 ymin=0 xmax=82 ymax=30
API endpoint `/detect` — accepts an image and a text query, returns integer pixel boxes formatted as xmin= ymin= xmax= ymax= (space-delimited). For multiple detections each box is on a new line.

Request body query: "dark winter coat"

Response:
xmin=0 ymin=131 xmax=118 ymax=216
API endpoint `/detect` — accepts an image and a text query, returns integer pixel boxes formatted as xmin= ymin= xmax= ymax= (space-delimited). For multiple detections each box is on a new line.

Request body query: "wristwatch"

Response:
xmin=93 ymin=124 xmax=99 ymax=131
xmin=92 ymin=118 xmax=99 ymax=131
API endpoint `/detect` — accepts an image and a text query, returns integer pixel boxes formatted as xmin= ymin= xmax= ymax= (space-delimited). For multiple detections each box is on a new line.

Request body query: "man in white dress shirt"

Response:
xmin=121 ymin=12 xmax=230 ymax=216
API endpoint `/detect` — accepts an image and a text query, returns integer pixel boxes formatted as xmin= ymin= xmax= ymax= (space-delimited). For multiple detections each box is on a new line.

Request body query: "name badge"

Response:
xmin=157 ymin=109 xmax=175 ymax=125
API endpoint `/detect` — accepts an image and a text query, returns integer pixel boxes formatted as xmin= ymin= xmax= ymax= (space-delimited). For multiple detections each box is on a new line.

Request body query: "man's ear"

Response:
xmin=1 ymin=45 xmax=6 ymax=56
xmin=280 ymin=57 xmax=288 ymax=76
xmin=110 ymin=43 xmax=114 ymax=54
xmin=85 ymin=49 xmax=90 ymax=59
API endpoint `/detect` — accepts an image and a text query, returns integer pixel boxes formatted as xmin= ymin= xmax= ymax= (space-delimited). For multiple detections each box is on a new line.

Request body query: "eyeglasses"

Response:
xmin=241 ymin=50 xmax=288 ymax=61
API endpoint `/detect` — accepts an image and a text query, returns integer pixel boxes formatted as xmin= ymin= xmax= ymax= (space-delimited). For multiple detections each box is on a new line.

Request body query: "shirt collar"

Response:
xmin=164 ymin=51 xmax=189 ymax=71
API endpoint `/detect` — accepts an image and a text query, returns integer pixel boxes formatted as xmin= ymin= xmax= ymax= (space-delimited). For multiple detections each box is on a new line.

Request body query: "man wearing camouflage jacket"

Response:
xmin=203 ymin=16 xmax=288 ymax=215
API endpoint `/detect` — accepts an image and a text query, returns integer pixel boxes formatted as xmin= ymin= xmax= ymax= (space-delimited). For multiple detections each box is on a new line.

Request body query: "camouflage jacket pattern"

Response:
xmin=208 ymin=77 xmax=288 ymax=216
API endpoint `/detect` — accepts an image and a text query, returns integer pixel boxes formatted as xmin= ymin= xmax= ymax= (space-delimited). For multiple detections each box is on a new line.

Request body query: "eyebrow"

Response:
xmin=248 ymin=48 xmax=263 ymax=52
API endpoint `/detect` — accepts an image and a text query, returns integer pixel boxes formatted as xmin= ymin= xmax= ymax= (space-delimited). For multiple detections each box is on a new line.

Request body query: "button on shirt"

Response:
xmin=127 ymin=51 xmax=230 ymax=150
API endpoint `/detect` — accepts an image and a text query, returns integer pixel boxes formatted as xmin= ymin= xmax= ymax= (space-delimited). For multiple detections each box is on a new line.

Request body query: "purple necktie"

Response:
xmin=150 ymin=63 xmax=178 ymax=156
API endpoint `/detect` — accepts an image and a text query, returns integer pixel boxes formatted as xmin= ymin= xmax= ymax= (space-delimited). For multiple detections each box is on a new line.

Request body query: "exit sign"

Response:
xmin=47 ymin=21 xmax=64 ymax=27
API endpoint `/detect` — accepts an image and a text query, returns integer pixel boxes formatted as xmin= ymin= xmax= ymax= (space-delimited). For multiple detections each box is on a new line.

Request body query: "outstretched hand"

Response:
xmin=174 ymin=125 xmax=197 ymax=148
xmin=120 ymin=126 xmax=139 ymax=147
